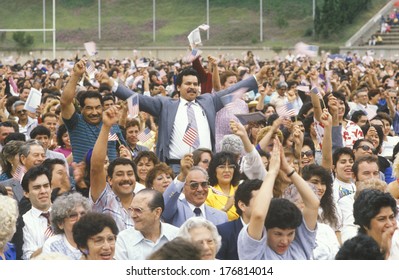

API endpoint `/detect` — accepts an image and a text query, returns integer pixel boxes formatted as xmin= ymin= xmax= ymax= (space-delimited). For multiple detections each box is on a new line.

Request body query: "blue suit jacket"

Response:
xmin=114 ymin=76 xmax=258 ymax=162
xmin=162 ymin=180 xmax=228 ymax=227
xmin=216 ymin=218 xmax=244 ymax=260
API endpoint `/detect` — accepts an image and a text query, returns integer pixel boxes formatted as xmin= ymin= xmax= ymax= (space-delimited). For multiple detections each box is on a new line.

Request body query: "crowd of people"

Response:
xmin=0 ymin=46 xmax=399 ymax=260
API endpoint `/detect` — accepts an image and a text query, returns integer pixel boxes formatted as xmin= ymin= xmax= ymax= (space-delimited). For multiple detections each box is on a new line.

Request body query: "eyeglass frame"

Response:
xmin=89 ymin=234 xmax=117 ymax=247
xmin=300 ymin=150 xmax=314 ymax=158
xmin=185 ymin=181 xmax=209 ymax=190
xmin=356 ymin=145 xmax=376 ymax=154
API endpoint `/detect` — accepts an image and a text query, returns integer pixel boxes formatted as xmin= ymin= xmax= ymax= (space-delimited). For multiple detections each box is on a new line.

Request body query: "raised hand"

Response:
xmin=72 ymin=60 xmax=86 ymax=77
xmin=95 ymin=71 xmax=113 ymax=88
xmin=319 ymin=108 xmax=332 ymax=127
xmin=180 ymin=153 xmax=194 ymax=179
xmin=102 ymin=105 xmax=120 ymax=127
xmin=229 ymin=120 xmax=246 ymax=138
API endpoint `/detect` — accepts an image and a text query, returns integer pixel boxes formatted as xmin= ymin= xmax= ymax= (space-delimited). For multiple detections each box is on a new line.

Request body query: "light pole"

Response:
xmin=98 ymin=0 xmax=101 ymax=40
xmin=260 ymin=0 xmax=263 ymax=42
xmin=153 ymin=0 xmax=156 ymax=42
xmin=43 ymin=0 xmax=46 ymax=43
xmin=206 ymin=0 xmax=209 ymax=40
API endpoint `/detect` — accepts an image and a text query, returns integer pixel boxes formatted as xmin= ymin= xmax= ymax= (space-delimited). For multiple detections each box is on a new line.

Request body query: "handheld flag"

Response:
xmin=182 ymin=125 xmax=198 ymax=147
xmin=137 ymin=127 xmax=153 ymax=143
xmin=127 ymin=93 xmax=139 ymax=118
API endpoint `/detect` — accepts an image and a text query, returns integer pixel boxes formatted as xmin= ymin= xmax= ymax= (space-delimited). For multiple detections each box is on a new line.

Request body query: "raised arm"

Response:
xmin=209 ymin=56 xmax=221 ymax=91
xmin=60 ymin=60 xmax=85 ymax=120
xmin=90 ymin=105 xmax=120 ymax=202
xmin=319 ymin=108 xmax=333 ymax=171
xmin=247 ymin=138 xmax=280 ymax=240
xmin=280 ymin=145 xmax=320 ymax=230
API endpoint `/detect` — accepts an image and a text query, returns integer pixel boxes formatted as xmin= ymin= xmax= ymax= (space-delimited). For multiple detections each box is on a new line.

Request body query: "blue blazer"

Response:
xmin=114 ymin=76 xmax=258 ymax=162
xmin=216 ymin=218 xmax=244 ymax=260
xmin=162 ymin=180 xmax=228 ymax=227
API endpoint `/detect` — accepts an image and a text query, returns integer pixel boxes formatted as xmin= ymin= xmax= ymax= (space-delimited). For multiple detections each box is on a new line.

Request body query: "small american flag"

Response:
xmin=137 ymin=127 xmax=153 ymax=143
xmin=311 ymin=87 xmax=323 ymax=99
xmin=127 ymin=93 xmax=139 ymax=118
xmin=12 ymin=165 xmax=25 ymax=181
xmin=182 ymin=125 xmax=198 ymax=147
xmin=276 ymin=102 xmax=296 ymax=118
xmin=108 ymin=132 xmax=119 ymax=141
xmin=86 ymin=60 xmax=96 ymax=75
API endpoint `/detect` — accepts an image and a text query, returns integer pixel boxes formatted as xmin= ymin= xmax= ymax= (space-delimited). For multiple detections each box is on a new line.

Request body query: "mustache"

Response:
xmin=187 ymin=88 xmax=197 ymax=93
xmin=119 ymin=180 xmax=133 ymax=185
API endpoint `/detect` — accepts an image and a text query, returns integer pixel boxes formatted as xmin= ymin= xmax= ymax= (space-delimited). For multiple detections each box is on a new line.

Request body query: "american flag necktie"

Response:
xmin=186 ymin=102 xmax=200 ymax=149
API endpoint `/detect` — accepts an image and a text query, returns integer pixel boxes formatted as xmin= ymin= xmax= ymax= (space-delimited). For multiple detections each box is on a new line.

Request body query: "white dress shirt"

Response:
xmin=22 ymin=206 xmax=52 ymax=260
xmin=114 ymin=222 xmax=179 ymax=260
xmin=169 ymin=98 xmax=211 ymax=159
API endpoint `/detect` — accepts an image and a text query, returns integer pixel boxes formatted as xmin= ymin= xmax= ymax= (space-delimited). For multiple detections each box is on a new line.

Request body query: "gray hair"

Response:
xmin=220 ymin=134 xmax=243 ymax=155
xmin=0 ymin=196 xmax=18 ymax=252
xmin=18 ymin=139 xmax=44 ymax=158
xmin=11 ymin=100 xmax=25 ymax=112
xmin=50 ymin=192 xmax=91 ymax=234
xmin=186 ymin=166 xmax=209 ymax=183
xmin=177 ymin=217 xmax=222 ymax=254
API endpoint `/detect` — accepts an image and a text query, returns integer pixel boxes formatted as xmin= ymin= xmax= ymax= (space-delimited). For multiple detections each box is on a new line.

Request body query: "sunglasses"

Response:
xmin=357 ymin=145 xmax=376 ymax=153
xmin=16 ymin=109 xmax=27 ymax=114
xmin=187 ymin=181 xmax=209 ymax=190
xmin=301 ymin=150 xmax=314 ymax=158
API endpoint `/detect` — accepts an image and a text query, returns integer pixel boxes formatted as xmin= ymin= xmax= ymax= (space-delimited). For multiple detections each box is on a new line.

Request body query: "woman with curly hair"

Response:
xmin=0 ymin=195 xmax=18 ymax=260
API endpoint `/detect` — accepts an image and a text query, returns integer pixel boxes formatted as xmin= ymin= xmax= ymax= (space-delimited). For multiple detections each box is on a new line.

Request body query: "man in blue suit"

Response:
xmin=216 ymin=179 xmax=262 ymax=260
xmin=162 ymin=154 xmax=228 ymax=227
xmin=98 ymin=66 xmax=267 ymax=168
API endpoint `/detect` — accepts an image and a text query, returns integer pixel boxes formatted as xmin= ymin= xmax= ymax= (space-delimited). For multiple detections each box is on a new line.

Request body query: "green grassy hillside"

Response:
xmin=0 ymin=0 xmax=389 ymax=50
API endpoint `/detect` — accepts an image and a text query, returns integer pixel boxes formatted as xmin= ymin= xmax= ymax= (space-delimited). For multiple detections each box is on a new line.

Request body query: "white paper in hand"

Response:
xmin=187 ymin=28 xmax=201 ymax=49
xmin=199 ymin=24 xmax=210 ymax=31
xmin=84 ymin=41 xmax=98 ymax=57
xmin=24 ymin=88 xmax=42 ymax=113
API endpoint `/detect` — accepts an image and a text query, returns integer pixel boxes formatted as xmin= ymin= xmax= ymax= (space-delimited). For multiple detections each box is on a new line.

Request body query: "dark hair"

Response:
xmin=107 ymin=157 xmax=137 ymax=179
xmin=335 ymin=234 xmax=385 ymax=260
xmin=56 ymin=124 xmax=68 ymax=147
xmin=301 ymin=164 xmax=338 ymax=228
xmin=102 ymin=94 xmax=115 ymax=104
xmin=350 ymin=110 xmax=367 ymax=123
xmin=368 ymin=88 xmax=381 ymax=100
xmin=208 ymin=151 xmax=240 ymax=187
xmin=352 ymin=138 xmax=375 ymax=153
xmin=333 ymin=147 xmax=355 ymax=167
xmin=145 ymin=163 xmax=174 ymax=189
xmin=234 ymin=179 xmax=262 ymax=216
xmin=134 ymin=151 xmax=159 ymax=167
xmin=323 ymin=92 xmax=350 ymax=118
xmin=352 ymin=155 xmax=379 ymax=181
xmin=360 ymin=124 xmax=384 ymax=153
xmin=175 ymin=68 xmax=200 ymax=87
xmin=147 ymin=237 xmax=202 ymax=260
xmin=72 ymin=212 xmax=119 ymax=252
xmin=220 ymin=71 xmax=238 ymax=86
xmin=78 ymin=91 xmax=103 ymax=108
xmin=297 ymin=102 xmax=313 ymax=120
xmin=265 ymin=198 xmax=302 ymax=230
xmin=30 ymin=125 xmax=51 ymax=139
xmin=137 ymin=188 xmax=165 ymax=213
xmin=4 ymin=133 xmax=25 ymax=145
xmin=21 ymin=165 xmax=51 ymax=192
xmin=41 ymin=158 xmax=66 ymax=177
xmin=302 ymin=137 xmax=315 ymax=155
xmin=375 ymin=111 xmax=392 ymax=126
xmin=192 ymin=148 xmax=213 ymax=166
xmin=125 ymin=118 xmax=140 ymax=130
xmin=353 ymin=189 xmax=397 ymax=234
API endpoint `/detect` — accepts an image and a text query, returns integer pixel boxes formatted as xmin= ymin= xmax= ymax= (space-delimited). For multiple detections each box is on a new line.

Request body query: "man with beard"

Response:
xmin=90 ymin=105 xmax=137 ymax=231
xmin=60 ymin=60 xmax=124 ymax=163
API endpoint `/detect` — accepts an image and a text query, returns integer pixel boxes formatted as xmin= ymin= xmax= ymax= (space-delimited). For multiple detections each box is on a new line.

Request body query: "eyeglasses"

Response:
xmin=216 ymin=164 xmax=236 ymax=170
xmin=16 ymin=109 xmax=27 ymax=114
xmin=89 ymin=235 xmax=117 ymax=247
xmin=67 ymin=211 xmax=86 ymax=222
xmin=357 ymin=145 xmax=376 ymax=154
xmin=186 ymin=181 xmax=209 ymax=190
xmin=127 ymin=207 xmax=151 ymax=216
xmin=301 ymin=150 xmax=314 ymax=158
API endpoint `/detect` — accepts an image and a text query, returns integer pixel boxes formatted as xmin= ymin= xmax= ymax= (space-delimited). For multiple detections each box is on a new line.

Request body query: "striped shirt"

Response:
xmin=63 ymin=112 xmax=122 ymax=163
xmin=90 ymin=183 xmax=134 ymax=231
